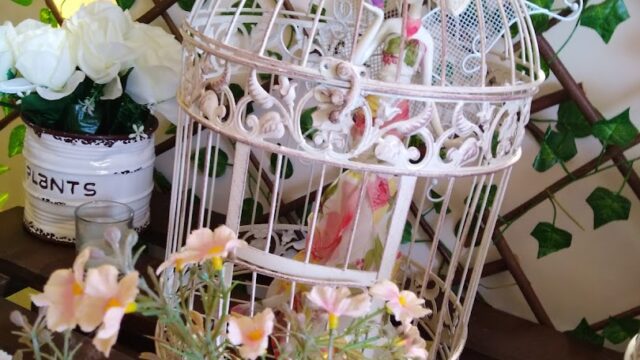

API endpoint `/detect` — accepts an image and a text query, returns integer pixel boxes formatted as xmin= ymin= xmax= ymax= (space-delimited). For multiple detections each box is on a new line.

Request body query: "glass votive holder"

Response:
xmin=75 ymin=200 xmax=134 ymax=267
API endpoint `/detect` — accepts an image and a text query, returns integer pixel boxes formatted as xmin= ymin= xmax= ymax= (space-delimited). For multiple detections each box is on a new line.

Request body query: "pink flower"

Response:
xmin=76 ymin=266 xmax=139 ymax=357
xmin=31 ymin=248 xmax=90 ymax=332
xmin=157 ymin=226 xmax=246 ymax=274
xmin=306 ymin=286 xmax=371 ymax=330
xmin=366 ymin=175 xmax=391 ymax=211
xmin=370 ymin=280 xmax=431 ymax=325
xmin=395 ymin=324 xmax=429 ymax=359
xmin=404 ymin=18 xmax=421 ymax=37
xmin=227 ymin=308 xmax=275 ymax=360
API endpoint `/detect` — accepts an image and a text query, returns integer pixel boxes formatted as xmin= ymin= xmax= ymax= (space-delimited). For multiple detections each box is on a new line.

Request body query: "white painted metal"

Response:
xmin=164 ymin=0 xmax=576 ymax=358
xmin=22 ymin=122 xmax=155 ymax=243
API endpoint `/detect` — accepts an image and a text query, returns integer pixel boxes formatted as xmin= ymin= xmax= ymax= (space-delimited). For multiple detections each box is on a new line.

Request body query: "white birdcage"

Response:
xmin=165 ymin=0 xmax=580 ymax=358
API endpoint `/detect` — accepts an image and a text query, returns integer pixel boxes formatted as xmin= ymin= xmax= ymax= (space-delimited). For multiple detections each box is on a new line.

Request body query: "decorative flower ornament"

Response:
xmin=156 ymin=226 xmax=247 ymax=274
xmin=128 ymin=124 xmax=148 ymax=141
xmin=31 ymin=248 xmax=91 ymax=332
xmin=370 ymin=280 xmax=431 ymax=325
xmin=76 ymin=266 xmax=139 ymax=357
xmin=306 ymin=286 xmax=371 ymax=330
xmin=227 ymin=308 xmax=275 ymax=360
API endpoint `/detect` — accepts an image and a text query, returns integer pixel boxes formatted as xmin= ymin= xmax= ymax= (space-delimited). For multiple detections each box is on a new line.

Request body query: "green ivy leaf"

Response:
xmin=39 ymin=8 xmax=58 ymax=27
xmin=567 ymin=318 xmax=604 ymax=347
xmin=430 ymin=190 xmax=451 ymax=214
xmin=529 ymin=0 xmax=553 ymax=33
xmin=591 ymin=108 xmax=638 ymax=147
xmin=586 ymin=187 xmax=631 ymax=229
xmin=401 ymin=221 xmax=413 ymax=244
xmin=192 ymin=146 xmax=229 ymax=178
xmin=300 ymin=107 xmax=317 ymax=140
xmin=0 ymin=164 xmax=8 ymax=175
xmin=530 ymin=222 xmax=572 ymax=258
xmin=532 ymin=127 xmax=577 ymax=172
xmin=11 ymin=0 xmax=33 ymax=5
xmin=602 ymin=317 xmax=640 ymax=344
xmin=116 ymin=0 xmax=135 ymax=10
xmin=241 ymin=198 xmax=264 ymax=225
xmin=557 ymin=101 xmax=592 ymax=138
xmin=8 ymin=124 xmax=26 ymax=158
xmin=0 ymin=192 xmax=8 ymax=209
xmin=270 ymin=153 xmax=294 ymax=180
xmin=464 ymin=185 xmax=497 ymax=214
xmin=177 ymin=0 xmax=195 ymax=11
xmin=580 ymin=0 xmax=630 ymax=44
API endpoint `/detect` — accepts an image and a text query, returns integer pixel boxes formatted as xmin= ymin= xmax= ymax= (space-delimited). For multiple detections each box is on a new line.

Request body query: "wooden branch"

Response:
xmin=538 ymin=35 xmax=640 ymax=201
xmin=591 ymin=305 xmax=640 ymax=331
xmin=0 ymin=111 xmax=19 ymax=133
xmin=44 ymin=0 xmax=64 ymax=24
xmin=152 ymin=0 xmax=183 ymax=42
xmin=137 ymin=0 xmax=178 ymax=24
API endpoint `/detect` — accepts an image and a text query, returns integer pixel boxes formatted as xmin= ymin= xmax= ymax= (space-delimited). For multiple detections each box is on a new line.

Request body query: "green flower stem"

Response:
xmin=548 ymin=193 xmax=557 ymax=225
xmin=556 ymin=20 xmax=580 ymax=55
xmin=327 ymin=329 xmax=335 ymax=360
xmin=616 ymin=163 xmax=634 ymax=195
xmin=559 ymin=161 xmax=576 ymax=180
xmin=63 ymin=329 xmax=71 ymax=360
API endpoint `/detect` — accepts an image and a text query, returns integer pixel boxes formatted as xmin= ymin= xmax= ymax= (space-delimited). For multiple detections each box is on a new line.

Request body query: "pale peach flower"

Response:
xmin=157 ymin=226 xmax=246 ymax=274
xmin=370 ymin=280 xmax=431 ymax=325
xmin=306 ymin=286 xmax=371 ymax=330
xmin=76 ymin=265 xmax=139 ymax=357
xmin=227 ymin=308 xmax=275 ymax=360
xmin=31 ymin=248 xmax=90 ymax=332
xmin=395 ymin=324 xmax=428 ymax=359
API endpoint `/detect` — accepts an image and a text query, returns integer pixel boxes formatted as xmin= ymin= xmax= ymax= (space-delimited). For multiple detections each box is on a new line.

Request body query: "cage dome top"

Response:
xmin=178 ymin=0 xmax=581 ymax=177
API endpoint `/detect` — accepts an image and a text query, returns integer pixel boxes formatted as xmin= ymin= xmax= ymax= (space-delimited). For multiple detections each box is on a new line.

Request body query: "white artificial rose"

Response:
xmin=10 ymin=19 xmax=76 ymax=90
xmin=0 ymin=22 xmax=15 ymax=82
xmin=124 ymin=23 xmax=181 ymax=104
xmin=64 ymin=1 xmax=134 ymax=85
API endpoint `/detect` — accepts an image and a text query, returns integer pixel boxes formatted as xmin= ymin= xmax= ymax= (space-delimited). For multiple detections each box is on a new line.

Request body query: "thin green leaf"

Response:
xmin=0 ymin=192 xmax=7 ymax=209
xmin=557 ymin=101 xmax=592 ymax=138
xmin=602 ymin=317 xmax=640 ymax=344
xmin=39 ymin=8 xmax=58 ymax=27
xmin=177 ymin=0 xmax=195 ymax=11
xmin=530 ymin=222 xmax=572 ymax=258
xmin=592 ymin=108 xmax=638 ymax=147
xmin=192 ymin=147 xmax=229 ymax=178
xmin=586 ymin=187 xmax=631 ymax=229
xmin=401 ymin=221 xmax=412 ymax=244
xmin=567 ymin=318 xmax=604 ymax=347
xmin=11 ymin=0 xmax=33 ymax=5
xmin=300 ymin=107 xmax=317 ymax=140
xmin=8 ymin=124 xmax=26 ymax=158
xmin=0 ymin=164 xmax=8 ymax=175
xmin=532 ymin=127 xmax=577 ymax=172
xmin=270 ymin=153 xmax=294 ymax=180
xmin=241 ymin=198 xmax=264 ymax=225
xmin=580 ymin=0 xmax=630 ymax=44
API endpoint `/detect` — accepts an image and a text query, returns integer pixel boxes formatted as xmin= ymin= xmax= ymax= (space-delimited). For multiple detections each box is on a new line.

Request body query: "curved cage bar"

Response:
xmin=166 ymin=0 xmax=545 ymax=358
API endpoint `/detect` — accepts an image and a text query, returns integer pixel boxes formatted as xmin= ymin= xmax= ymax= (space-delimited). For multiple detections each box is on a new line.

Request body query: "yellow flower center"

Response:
xmin=328 ymin=313 xmax=339 ymax=330
xmin=106 ymin=298 xmax=122 ymax=309
xmin=208 ymin=245 xmax=225 ymax=256
xmin=398 ymin=294 xmax=407 ymax=306
xmin=106 ymin=298 xmax=137 ymax=314
xmin=175 ymin=258 xmax=184 ymax=271
xmin=124 ymin=302 xmax=138 ymax=314
xmin=72 ymin=281 xmax=83 ymax=296
xmin=212 ymin=256 xmax=223 ymax=271
xmin=247 ymin=329 xmax=264 ymax=342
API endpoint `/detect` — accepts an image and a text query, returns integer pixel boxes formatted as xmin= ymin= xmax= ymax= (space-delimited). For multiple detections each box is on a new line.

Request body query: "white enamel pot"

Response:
xmin=21 ymin=117 xmax=157 ymax=243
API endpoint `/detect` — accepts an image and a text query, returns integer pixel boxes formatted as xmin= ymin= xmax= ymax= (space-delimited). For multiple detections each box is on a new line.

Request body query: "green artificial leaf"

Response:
xmin=177 ymin=0 xmax=195 ymax=11
xmin=0 ymin=164 xmax=8 ymax=175
xmin=300 ymin=107 xmax=317 ymax=140
xmin=363 ymin=237 xmax=383 ymax=270
xmin=591 ymin=108 xmax=638 ymax=147
xmin=153 ymin=169 xmax=172 ymax=193
xmin=529 ymin=0 xmax=553 ymax=33
xmin=568 ymin=318 xmax=604 ymax=347
xmin=11 ymin=0 xmax=33 ymax=5
xmin=106 ymin=91 xmax=150 ymax=135
xmin=39 ymin=8 xmax=58 ymax=27
xmin=0 ymin=192 xmax=7 ymax=209
xmin=586 ymin=187 xmax=631 ymax=229
xmin=430 ymin=190 xmax=451 ymax=214
xmin=270 ymin=153 xmax=294 ymax=180
xmin=532 ymin=127 xmax=577 ymax=172
xmin=603 ymin=317 xmax=640 ymax=344
xmin=557 ymin=101 xmax=592 ymax=138
xmin=192 ymin=146 xmax=229 ymax=178
xmin=229 ymin=83 xmax=253 ymax=114
xmin=21 ymin=91 xmax=75 ymax=131
xmin=165 ymin=124 xmax=177 ymax=135
xmin=8 ymin=124 xmax=26 ymax=158
xmin=241 ymin=198 xmax=264 ymax=225
xmin=401 ymin=221 xmax=413 ymax=244
xmin=580 ymin=0 xmax=630 ymax=44
xmin=464 ymin=185 xmax=497 ymax=214
xmin=530 ymin=222 xmax=572 ymax=258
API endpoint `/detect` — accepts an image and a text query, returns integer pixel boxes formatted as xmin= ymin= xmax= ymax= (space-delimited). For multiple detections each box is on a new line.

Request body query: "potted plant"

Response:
xmin=0 ymin=1 xmax=181 ymax=243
